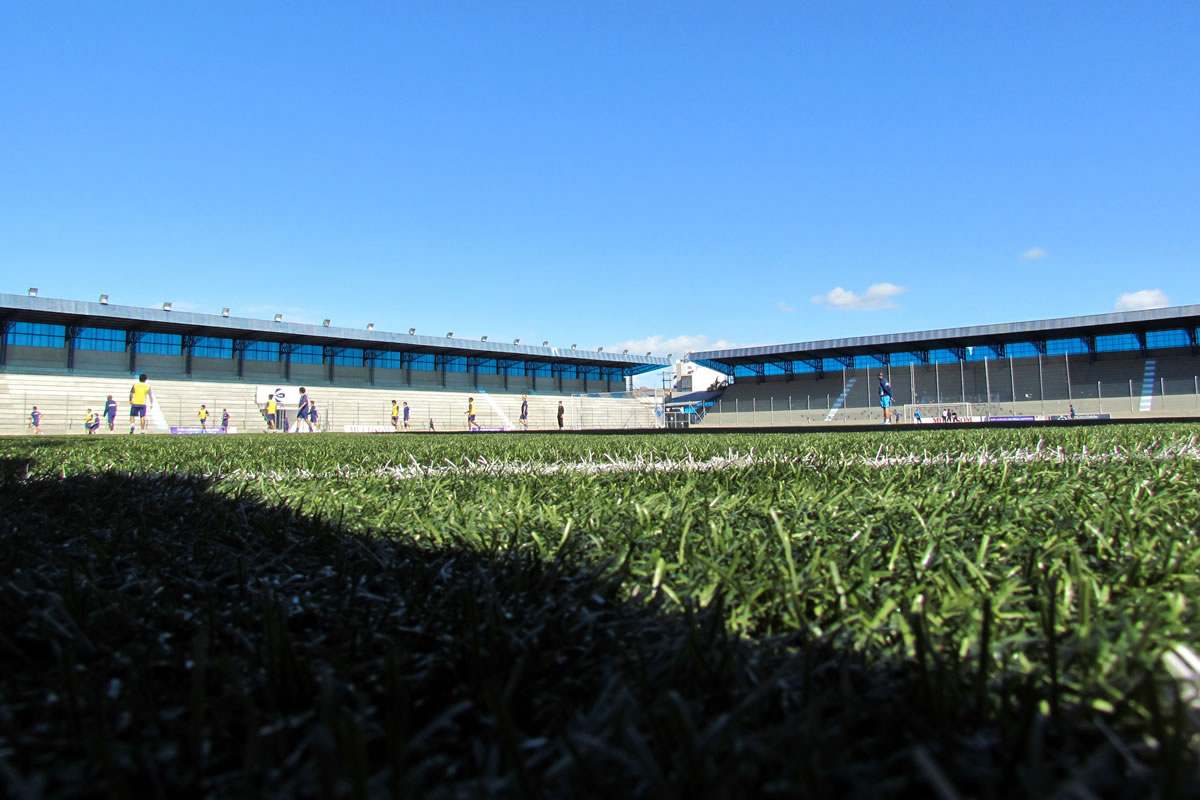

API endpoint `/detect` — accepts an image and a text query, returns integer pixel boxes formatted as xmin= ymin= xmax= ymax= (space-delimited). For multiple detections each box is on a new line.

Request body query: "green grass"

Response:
xmin=1 ymin=425 xmax=1198 ymax=797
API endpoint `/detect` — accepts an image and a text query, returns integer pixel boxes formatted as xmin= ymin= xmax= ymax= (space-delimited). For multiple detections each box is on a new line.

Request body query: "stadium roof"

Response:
xmin=689 ymin=305 xmax=1200 ymax=372
xmin=0 ymin=294 xmax=671 ymax=375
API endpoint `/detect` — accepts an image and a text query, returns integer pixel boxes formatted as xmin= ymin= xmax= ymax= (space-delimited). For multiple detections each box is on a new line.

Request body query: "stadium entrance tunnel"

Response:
xmin=0 ymin=461 xmax=1193 ymax=798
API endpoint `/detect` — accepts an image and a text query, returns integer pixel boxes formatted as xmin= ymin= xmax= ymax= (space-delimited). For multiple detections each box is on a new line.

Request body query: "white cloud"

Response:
xmin=1020 ymin=247 xmax=1049 ymax=261
xmin=1114 ymin=289 xmax=1169 ymax=312
xmin=606 ymin=334 xmax=746 ymax=359
xmin=810 ymin=283 xmax=906 ymax=311
xmin=777 ymin=301 xmax=794 ymax=313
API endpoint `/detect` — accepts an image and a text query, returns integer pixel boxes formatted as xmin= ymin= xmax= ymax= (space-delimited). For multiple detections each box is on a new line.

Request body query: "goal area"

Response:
xmin=902 ymin=403 xmax=982 ymax=423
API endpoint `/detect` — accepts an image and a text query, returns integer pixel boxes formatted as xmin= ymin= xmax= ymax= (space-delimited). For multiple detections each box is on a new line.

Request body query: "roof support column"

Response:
xmin=323 ymin=346 xmax=342 ymax=384
xmin=182 ymin=335 xmax=197 ymax=377
xmin=233 ymin=339 xmax=249 ymax=379
xmin=280 ymin=343 xmax=297 ymax=382
xmin=0 ymin=319 xmax=13 ymax=366
xmin=65 ymin=325 xmax=82 ymax=371
xmin=364 ymin=349 xmax=380 ymax=385
xmin=126 ymin=331 xmax=145 ymax=373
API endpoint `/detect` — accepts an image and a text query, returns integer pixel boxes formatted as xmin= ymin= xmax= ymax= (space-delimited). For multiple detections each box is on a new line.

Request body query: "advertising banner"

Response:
xmin=255 ymin=386 xmax=303 ymax=405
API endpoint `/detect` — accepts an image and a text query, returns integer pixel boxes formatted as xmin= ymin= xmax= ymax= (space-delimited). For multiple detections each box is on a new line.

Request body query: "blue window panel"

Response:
xmin=374 ymin=352 xmax=405 ymax=369
xmin=77 ymin=327 xmax=125 ymax=352
xmin=137 ymin=332 xmax=182 ymax=355
xmin=1145 ymin=329 xmax=1189 ymax=349
xmin=8 ymin=322 xmax=64 ymax=347
xmin=243 ymin=341 xmax=278 ymax=362
xmin=1095 ymin=333 xmax=1140 ymax=352
xmin=289 ymin=345 xmax=322 ymax=365
xmin=528 ymin=362 xmax=552 ymax=377
xmin=1045 ymin=338 xmax=1088 ymax=356
xmin=331 ymin=348 xmax=364 ymax=366
xmin=1007 ymin=342 xmax=1040 ymax=358
xmin=443 ymin=356 xmax=467 ymax=373
xmin=409 ymin=353 xmax=435 ymax=371
xmin=194 ymin=337 xmax=233 ymax=359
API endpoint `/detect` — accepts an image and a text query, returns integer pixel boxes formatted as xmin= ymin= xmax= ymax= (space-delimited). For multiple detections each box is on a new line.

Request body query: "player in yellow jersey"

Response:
xmin=198 ymin=404 xmax=209 ymax=431
xmin=265 ymin=395 xmax=277 ymax=430
xmin=129 ymin=373 xmax=153 ymax=434
xmin=391 ymin=400 xmax=400 ymax=431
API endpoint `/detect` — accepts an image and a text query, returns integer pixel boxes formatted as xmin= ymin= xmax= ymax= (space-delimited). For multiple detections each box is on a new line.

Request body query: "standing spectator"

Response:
xmin=198 ymin=404 xmax=209 ymax=431
xmin=309 ymin=402 xmax=319 ymax=431
xmin=29 ymin=406 xmax=42 ymax=435
xmin=297 ymin=387 xmax=313 ymax=432
xmin=519 ymin=395 xmax=529 ymax=431
xmin=465 ymin=397 xmax=478 ymax=431
xmin=557 ymin=401 xmax=565 ymax=430
xmin=428 ymin=417 xmax=436 ymax=431
xmin=1069 ymin=403 xmax=1076 ymax=419
xmin=265 ymin=394 xmax=277 ymax=430
xmin=403 ymin=401 xmax=411 ymax=430
xmin=878 ymin=373 xmax=894 ymax=425
xmin=221 ymin=408 xmax=230 ymax=433
xmin=104 ymin=395 xmax=118 ymax=431
xmin=129 ymin=373 xmax=153 ymax=434
xmin=391 ymin=400 xmax=400 ymax=432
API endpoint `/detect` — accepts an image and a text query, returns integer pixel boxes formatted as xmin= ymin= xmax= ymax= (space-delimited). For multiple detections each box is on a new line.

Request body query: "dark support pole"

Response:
xmin=1135 ymin=331 xmax=1147 ymax=357
xmin=182 ymin=335 xmax=197 ymax=377
xmin=280 ymin=343 xmax=296 ymax=382
xmin=1032 ymin=340 xmax=1047 ymax=355
xmin=1083 ymin=336 xmax=1097 ymax=363
xmin=233 ymin=339 xmax=248 ymax=379
xmin=65 ymin=326 xmax=82 ymax=371
xmin=0 ymin=320 xmax=13 ymax=366
xmin=324 ymin=347 xmax=341 ymax=384
xmin=126 ymin=331 xmax=145 ymax=373
xmin=364 ymin=349 xmax=379 ymax=385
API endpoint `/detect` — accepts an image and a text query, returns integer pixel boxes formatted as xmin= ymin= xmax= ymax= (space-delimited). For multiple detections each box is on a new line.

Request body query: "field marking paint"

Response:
xmin=217 ymin=436 xmax=1200 ymax=482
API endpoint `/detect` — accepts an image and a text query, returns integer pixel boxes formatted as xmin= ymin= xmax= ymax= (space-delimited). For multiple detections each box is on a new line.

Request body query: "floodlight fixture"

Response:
xmin=274 ymin=313 xmax=283 ymax=322
xmin=597 ymin=346 xmax=603 ymax=352
xmin=162 ymin=302 xmax=173 ymax=312
xmin=446 ymin=331 xmax=453 ymax=338
xmin=623 ymin=349 xmax=628 ymax=354
xmin=322 ymin=319 xmax=331 ymax=327
xmin=221 ymin=307 xmax=230 ymax=317
xmin=98 ymin=294 xmax=109 ymax=304
xmin=542 ymin=341 xmax=549 ymax=347
xmin=480 ymin=335 xmax=487 ymax=342
xmin=571 ymin=344 xmax=577 ymax=349
xmin=367 ymin=323 xmax=375 ymax=331
xmin=408 ymin=327 xmax=415 ymax=335
xmin=645 ymin=351 xmax=651 ymax=356
xmin=27 ymin=288 xmax=37 ymax=297
xmin=513 ymin=338 xmax=520 ymax=345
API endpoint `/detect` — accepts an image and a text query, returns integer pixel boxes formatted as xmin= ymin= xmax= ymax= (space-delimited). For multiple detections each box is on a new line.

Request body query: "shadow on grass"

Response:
xmin=0 ymin=462 xmax=1193 ymax=799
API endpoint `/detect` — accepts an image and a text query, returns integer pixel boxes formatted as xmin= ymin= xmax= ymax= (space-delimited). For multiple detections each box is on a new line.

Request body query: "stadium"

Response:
xmin=3 ymin=289 xmax=1199 ymax=797
xmin=4 ymin=291 xmax=1199 ymax=435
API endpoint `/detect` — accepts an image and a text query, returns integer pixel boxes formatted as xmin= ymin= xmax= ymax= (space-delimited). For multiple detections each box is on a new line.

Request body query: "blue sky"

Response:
xmin=2 ymin=2 xmax=1197 ymax=365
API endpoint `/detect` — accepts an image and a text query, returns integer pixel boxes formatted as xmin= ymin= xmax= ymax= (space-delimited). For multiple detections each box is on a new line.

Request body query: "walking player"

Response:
xmin=878 ymin=372 xmax=893 ymax=425
xmin=129 ymin=373 xmax=153 ymax=434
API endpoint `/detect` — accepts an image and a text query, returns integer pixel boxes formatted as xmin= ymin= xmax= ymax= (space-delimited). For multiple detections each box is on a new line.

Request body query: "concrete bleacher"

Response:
xmin=0 ymin=367 xmax=659 ymax=436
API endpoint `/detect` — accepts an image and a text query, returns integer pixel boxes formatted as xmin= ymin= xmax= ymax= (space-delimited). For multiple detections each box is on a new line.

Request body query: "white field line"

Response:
xmin=219 ymin=437 xmax=1200 ymax=482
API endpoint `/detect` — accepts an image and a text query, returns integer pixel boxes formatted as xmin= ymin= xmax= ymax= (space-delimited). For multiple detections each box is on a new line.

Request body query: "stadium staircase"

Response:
xmin=1140 ymin=358 xmax=1157 ymax=413
xmin=824 ymin=377 xmax=857 ymax=422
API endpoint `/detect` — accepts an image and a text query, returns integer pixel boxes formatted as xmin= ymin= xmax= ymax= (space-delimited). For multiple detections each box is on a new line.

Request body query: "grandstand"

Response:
xmin=687 ymin=305 xmax=1200 ymax=426
xmin=0 ymin=294 xmax=668 ymax=435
